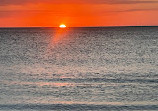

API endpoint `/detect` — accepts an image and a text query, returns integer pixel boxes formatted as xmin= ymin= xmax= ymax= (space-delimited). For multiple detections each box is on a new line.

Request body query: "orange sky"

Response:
xmin=0 ymin=0 xmax=158 ymax=27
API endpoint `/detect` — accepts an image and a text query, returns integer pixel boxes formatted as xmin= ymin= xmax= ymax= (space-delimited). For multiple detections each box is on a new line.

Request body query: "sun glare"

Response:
xmin=59 ymin=24 xmax=66 ymax=28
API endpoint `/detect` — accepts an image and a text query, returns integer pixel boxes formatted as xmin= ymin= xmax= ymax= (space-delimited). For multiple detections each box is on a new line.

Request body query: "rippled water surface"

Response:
xmin=0 ymin=27 xmax=158 ymax=110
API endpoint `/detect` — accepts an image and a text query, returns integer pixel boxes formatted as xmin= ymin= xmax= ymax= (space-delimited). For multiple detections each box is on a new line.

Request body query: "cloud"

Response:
xmin=99 ymin=0 xmax=158 ymax=4
xmin=118 ymin=8 xmax=158 ymax=12
xmin=0 ymin=0 xmax=158 ymax=5
xmin=1 ymin=8 xmax=158 ymax=18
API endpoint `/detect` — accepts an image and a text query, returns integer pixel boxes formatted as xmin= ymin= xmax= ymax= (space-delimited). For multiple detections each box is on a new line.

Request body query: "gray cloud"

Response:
xmin=0 ymin=0 xmax=158 ymax=6
xmin=119 ymin=8 xmax=158 ymax=12
xmin=95 ymin=8 xmax=158 ymax=15
xmin=87 ymin=0 xmax=158 ymax=4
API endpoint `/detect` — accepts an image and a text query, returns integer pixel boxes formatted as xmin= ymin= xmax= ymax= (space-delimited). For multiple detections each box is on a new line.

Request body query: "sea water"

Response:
xmin=0 ymin=27 xmax=158 ymax=110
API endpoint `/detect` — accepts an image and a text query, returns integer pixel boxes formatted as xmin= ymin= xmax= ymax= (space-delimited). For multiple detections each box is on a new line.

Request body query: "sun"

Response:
xmin=59 ymin=24 xmax=66 ymax=28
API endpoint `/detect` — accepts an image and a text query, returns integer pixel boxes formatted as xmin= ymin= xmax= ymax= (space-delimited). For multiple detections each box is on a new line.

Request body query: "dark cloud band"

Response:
xmin=0 ymin=0 xmax=158 ymax=6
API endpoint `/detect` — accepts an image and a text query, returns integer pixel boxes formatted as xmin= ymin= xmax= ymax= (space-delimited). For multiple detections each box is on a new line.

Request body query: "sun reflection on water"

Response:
xmin=52 ymin=28 xmax=70 ymax=43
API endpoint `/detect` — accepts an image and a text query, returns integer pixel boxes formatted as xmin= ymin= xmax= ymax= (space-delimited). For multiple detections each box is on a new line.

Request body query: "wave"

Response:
xmin=0 ymin=104 xmax=158 ymax=110
xmin=43 ymin=78 xmax=158 ymax=84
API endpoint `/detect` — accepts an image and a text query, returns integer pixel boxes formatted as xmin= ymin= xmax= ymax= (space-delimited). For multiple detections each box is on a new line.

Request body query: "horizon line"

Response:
xmin=0 ymin=25 xmax=158 ymax=28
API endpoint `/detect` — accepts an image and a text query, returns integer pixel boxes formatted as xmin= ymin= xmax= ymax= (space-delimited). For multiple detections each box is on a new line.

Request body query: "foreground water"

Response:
xmin=0 ymin=27 xmax=158 ymax=110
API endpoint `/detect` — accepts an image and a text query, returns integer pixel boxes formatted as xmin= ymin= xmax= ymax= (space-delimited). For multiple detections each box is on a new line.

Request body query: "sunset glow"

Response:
xmin=0 ymin=0 xmax=158 ymax=27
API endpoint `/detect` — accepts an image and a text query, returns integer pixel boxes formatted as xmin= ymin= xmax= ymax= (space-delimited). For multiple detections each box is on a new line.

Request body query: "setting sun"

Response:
xmin=59 ymin=24 xmax=66 ymax=28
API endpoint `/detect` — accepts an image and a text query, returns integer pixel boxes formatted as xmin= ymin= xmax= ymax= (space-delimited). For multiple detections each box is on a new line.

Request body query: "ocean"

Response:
xmin=0 ymin=27 xmax=158 ymax=110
